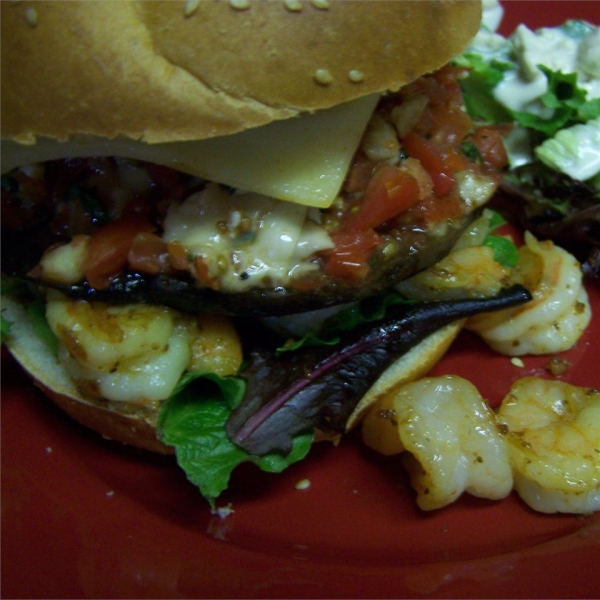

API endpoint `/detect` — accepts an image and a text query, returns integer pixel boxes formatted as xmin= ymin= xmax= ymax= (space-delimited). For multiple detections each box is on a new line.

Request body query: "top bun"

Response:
xmin=1 ymin=0 xmax=481 ymax=144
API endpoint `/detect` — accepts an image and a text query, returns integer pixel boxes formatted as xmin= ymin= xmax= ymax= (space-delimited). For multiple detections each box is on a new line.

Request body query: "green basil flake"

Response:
xmin=483 ymin=235 xmax=519 ymax=268
xmin=157 ymin=372 xmax=313 ymax=508
xmin=461 ymin=141 xmax=481 ymax=163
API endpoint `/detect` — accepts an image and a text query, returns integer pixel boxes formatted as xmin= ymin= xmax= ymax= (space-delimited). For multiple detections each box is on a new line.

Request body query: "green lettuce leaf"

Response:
xmin=512 ymin=67 xmax=600 ymax=138
xmin=1 ymin=276 xmax=59 ymax=353
xmin=482 ymin=211 xmax=519 ymax=268
xmin=454 ymin=53 xmax=513 ymax=124
xmin=26 ymin=298 xmax=59 ymax=356
xmin=276 ymin=290 xmax=413 ymax=355
xmin=157 ymin=372 xmax=313 ymax=508
xmin=458 ymin=51 xmax=600 ymax=140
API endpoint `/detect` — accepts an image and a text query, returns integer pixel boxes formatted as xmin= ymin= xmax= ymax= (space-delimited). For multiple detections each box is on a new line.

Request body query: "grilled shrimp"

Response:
xmin=467 ymin=232 xmax=591 ymax=355
xmin=46 ymin=291 xmax=242 ymax=404
xmin=362 ymin=375 xmax=512 ymax=510
xmin=497 ymin=377 xmax=600 ymax=514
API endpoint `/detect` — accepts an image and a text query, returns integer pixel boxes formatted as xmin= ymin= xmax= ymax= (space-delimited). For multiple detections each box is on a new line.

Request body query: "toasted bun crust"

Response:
xmin=2 ymin=294 xmax=462 ymax=453
xmin=1 ymin=295 xmax=172 ymax=454
xmin=1 ymin=0 xmax=481 ymax=144
xmin=345 ymin=320 xmax=464 ymax=430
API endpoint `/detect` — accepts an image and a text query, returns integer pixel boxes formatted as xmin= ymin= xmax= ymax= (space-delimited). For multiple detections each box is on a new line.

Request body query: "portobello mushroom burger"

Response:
xmin=1 ymin=0 xmax=531 ymax=505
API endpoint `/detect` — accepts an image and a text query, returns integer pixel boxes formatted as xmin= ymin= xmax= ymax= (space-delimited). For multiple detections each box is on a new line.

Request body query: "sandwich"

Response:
xmin=1 ymin=0 xmax=531 ymax=505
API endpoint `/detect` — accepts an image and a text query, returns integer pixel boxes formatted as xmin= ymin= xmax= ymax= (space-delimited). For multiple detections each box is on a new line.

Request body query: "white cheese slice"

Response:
xmin=1 ymin=94 xmax=379 ymax=208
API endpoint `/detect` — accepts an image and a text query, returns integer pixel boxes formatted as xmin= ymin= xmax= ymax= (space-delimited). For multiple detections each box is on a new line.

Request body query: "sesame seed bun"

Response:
xmin=1 ymin=0 xmax=481 ymax=144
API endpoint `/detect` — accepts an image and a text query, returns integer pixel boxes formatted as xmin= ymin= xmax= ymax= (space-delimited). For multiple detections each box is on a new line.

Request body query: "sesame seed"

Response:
xmin=211 ymin=503 xmax=235 ymax=519
xmin=284 ymin=0 xmax=303 ymax=11
xmin=229 ymin=0 xmax=250 ymax=10
xmin=183 ymin=0 xmax=200 ymax=18
xmin=310 ymin=0 xmax=330 ymax=8
xmin=295 ymin=478 xmax=311 ymax=490
xmin=348 ymin=69 xmax=365 ymax=83
xmin=314 ymin=68 xmax=333 ymax=86
xmin=25 ymin=6 xmax=38 ymax=27
xmin=510 ymin=357 xmax=525 ymax=368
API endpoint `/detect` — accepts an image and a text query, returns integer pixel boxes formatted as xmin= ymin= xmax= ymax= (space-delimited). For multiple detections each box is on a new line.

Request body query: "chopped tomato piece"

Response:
xmin=85 ymin=216 xmax=155 ymax=289
xmin=127 ymin=232 xmax=168 ymax=275
xmin=193 ymin=255 xmax=220 ymax=290
xmin=345 ymin=165 xmax=421 ymax=231
xmin=429 ymin=104 xmax=472 ymax=147
xmin=402 ymin=131 xmax=456 ymax=197
xmin=471 ymin=126 xmax=509 ymax=171
xmin=166 ymin=241 xmax=190 ymax=271
xmin=433 ymin=65 xmax=470 ymax=89
xmin=323 ymin=229 xmax=383 ymax=281
xmin=411 ymin=192 xmax=465 ymax=226
xmin=289 ymin=273 xmax=324 ymax=292
xmin=441 ymin=146 xmax=470 ymax=173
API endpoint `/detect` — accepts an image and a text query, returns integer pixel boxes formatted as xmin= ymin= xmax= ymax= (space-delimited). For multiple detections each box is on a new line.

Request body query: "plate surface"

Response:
xmin=2 ymin=3 xmax=600 ymax=598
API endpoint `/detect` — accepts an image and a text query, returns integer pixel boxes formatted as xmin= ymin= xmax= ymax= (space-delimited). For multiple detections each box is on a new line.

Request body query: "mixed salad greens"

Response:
xmin=157 ymin=285 xmax=530 ymax=507
xmin=456 ymin=2 xmax=600 ymax=274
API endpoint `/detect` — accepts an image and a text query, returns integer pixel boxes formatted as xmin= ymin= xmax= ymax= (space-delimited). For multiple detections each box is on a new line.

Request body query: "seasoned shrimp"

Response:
xmin=396 ymin=209 xmax=511 ymax=302
xmin=46 ymin=291 xmax=242 ymax=404
xmin=497 ymin=377 xmax=600 ymax=514
xmin=396 ymin=245 xmax=509 ymax=301
xmin=362 ymin=375 xmax=513 ymax=510
xmin=467 ymin=232 xmax=591 ymax=355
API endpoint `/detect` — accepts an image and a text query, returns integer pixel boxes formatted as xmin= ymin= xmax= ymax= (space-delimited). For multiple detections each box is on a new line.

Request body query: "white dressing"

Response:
xmin=463 ymin=13 xmax=600 ymax=182
xmin=536 ymin=117 xmax=600 ymax=181
xmin=162 ymin=183 xmax=333 ymax=293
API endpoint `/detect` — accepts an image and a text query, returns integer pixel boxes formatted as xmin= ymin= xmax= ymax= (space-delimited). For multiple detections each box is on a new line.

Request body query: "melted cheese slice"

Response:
xmin=1 ymin=94 xmax=379 ymax=208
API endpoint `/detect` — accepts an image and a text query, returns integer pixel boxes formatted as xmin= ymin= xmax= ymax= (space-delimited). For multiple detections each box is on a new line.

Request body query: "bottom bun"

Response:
xmin=2 ymin=294 xmax=462 ymax=453
xmin=345 ymin=320 xmax=464 ymax=430
xmin=2 ymin=295 xmax=172 ymax=454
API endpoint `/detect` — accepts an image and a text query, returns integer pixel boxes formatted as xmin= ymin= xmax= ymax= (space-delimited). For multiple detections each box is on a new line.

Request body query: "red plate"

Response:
xmin=2 ymin=3 xmax=599 ymax=598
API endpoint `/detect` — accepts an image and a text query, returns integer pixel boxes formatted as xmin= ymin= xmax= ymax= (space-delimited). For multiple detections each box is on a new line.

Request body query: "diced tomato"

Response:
xmin=193 ymin=255 xmax=220 ymax=290
xmin=323 ymin=229 xmax=383 ymax=281
xmin=441 ymin=146 xmax=470 ymax=173
xmin=402 ymin=131 xmax=456 ymax=196
xmin=289 ymin=273 xmax=325 ymax=292
xmin=127 ymin=232 xmax=168 ymax=275
xmin=433 ymin=65 xmax=470 ymax=90
xmin=345 ymin=165 xmax=421 ymax=231
xmin=166 ymin=241 xmax=190 ymax=271
xmin=85 ymin=216 xmax=155 ymax=289
xmin=471 ymin=126 xmax=509 ymax=171
xmin=411 ymin=192 xmax=464 ymax=226
xmin=428 ymin=104 xmax=472 ymax=147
